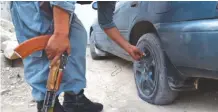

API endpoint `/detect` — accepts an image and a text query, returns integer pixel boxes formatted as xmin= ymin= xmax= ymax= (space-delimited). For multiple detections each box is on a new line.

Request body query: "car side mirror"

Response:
xmin=92 ymin=2 xmax=98 ymax=10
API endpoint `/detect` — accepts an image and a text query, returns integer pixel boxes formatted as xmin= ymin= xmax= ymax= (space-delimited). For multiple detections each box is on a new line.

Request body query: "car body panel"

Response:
xmin=156 ymin=19 xmax=218 ymax=71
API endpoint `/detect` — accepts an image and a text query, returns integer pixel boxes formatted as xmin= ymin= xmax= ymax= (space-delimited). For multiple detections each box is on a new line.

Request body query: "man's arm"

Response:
xmin=45 ymin=2 xmax=76 ymax=66
xmin=53 ymin=6 xmax=70 ymax=37
xmin=97 ymin=2 xmax=143 ymax=60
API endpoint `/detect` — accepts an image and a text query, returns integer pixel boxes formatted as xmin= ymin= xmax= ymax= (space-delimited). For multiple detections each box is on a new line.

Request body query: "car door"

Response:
xmin=102 ymin=1 xmax=129 ymax=55
xmin=93 ymin=2 xmax=126 ymax=53
xmin=109 ymin=1 xmax=141 ymax=58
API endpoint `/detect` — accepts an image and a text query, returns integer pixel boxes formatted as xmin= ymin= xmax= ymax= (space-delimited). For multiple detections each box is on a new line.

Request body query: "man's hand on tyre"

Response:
xmin=126 ymin=44 xmax=144 ymax=61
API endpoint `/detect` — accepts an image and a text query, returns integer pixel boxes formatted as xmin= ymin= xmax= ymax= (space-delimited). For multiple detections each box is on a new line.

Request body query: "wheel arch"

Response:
xmin=129 ymin=21 xmax=158 ymax=46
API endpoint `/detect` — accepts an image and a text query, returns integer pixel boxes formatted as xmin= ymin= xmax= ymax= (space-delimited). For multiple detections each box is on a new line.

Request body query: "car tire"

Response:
xmin=133 ymin=33 xmax=178 ymax=105
xmin=90 ymin=32 xmax=103 ymax=60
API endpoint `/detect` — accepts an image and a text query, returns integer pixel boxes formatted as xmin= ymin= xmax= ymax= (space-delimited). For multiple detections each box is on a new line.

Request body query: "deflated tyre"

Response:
xmin=133 ymin=33 xmax=178 ymax=105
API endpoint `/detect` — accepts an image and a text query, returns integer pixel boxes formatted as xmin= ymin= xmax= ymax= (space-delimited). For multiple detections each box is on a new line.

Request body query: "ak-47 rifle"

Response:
xmin=13 ymin=35 xmax=68 ymax=112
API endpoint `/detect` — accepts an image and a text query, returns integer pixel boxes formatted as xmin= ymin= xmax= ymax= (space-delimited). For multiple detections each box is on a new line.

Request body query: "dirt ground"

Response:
xmin=1 ymin=48 xmax=218 ymax=112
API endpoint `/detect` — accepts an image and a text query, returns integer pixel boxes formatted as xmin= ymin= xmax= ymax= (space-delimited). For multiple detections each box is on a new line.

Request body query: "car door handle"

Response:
xmin=131 ymin=1 xmax=138 ymax=7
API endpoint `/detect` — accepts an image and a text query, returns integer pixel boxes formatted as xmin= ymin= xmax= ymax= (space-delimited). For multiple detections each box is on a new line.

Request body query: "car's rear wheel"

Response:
xmin=133 ymin=33 xmax=178 ymax=105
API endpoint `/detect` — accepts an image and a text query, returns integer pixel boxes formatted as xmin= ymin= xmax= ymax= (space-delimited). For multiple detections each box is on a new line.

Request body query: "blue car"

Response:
xmin=89 ymin=1 xmax=218 ymax=105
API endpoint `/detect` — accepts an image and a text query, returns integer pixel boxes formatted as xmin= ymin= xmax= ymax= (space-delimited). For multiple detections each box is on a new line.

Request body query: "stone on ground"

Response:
xmin=1 ymin=40 xmax=19 ymax=60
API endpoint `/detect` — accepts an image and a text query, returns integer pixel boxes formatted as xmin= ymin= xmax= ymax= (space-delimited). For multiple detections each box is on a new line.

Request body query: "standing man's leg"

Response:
xmin=10 ymin=2 xmax=66 ymax=112
xmin=61 ymin=14 xmax=103 ymax=112
xmin=10 ymin=2 xmax=65 ymax=112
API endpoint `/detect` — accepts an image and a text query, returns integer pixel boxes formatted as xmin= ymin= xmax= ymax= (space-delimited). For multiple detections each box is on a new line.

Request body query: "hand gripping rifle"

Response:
xmin=13 ymin=35 xmax=68 ymax=112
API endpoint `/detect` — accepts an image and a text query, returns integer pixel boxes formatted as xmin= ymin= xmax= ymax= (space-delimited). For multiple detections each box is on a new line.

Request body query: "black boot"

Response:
xmin=63 ymin=89 xmax=103 ymax=112
xmin=37 ymin=97 xmax=66 ymax=112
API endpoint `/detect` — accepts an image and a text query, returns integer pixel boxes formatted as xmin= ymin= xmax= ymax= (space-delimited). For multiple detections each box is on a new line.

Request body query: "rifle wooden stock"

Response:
xmin=14 ymin=35 xmax=51 ymax=59
xmin=47 ymin=59 xmax=62 ymax=91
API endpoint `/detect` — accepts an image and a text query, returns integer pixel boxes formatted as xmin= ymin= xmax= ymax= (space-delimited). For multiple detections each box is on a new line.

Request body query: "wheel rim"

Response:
xmin=135 ymin=47 xmax=156 ymax=96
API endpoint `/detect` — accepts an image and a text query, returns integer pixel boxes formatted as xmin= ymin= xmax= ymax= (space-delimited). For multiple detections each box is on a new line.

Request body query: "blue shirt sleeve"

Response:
xmin=97 ymin=1 xmax=116 ymax=29
xmin=50 ymin=1 xmax=76 ymax=14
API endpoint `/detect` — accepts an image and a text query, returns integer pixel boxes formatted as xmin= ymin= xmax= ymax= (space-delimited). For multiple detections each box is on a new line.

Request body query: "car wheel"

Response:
xmin=90 ymin=32 xmax=103 ymax=60
xmin=133 ymin=33 xmax=178 ymax=105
